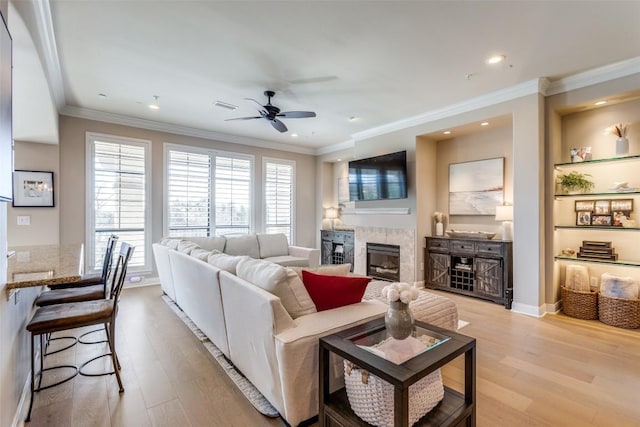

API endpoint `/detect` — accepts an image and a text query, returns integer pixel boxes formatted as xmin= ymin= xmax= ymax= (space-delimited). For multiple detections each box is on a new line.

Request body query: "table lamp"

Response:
xmin=325 ymin=207 xmax=339 ymax=230
xmin=495 ymin=205 xmax=513 ymax=241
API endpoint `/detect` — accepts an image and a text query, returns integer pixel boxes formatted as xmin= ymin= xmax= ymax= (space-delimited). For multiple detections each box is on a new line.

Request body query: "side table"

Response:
xmin=319 ymin=317 xmax=476 ymax=426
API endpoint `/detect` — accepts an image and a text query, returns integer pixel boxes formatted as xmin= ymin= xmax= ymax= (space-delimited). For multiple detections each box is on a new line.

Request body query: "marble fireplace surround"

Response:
xmin=353 ymin=227 xmax=416 ymax=284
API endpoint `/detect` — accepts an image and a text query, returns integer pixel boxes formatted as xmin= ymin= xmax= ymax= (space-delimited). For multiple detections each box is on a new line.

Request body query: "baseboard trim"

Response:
xmin=546 ymin=301 xmax=562 ymax=314
xmin=12 ymin=363 xmax=31 ymax=427
xmin=511 ymin=302 xmax=546 ymax=318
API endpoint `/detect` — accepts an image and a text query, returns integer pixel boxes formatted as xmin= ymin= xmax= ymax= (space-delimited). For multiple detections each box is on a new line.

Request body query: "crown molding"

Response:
xmin=316 ymin=138 xmax=355 ymax=156
xmin=60 ymin=106 xmax=317 ymax=155
xmin=351 ymin=78 xmax=546 ymax=142
xmin=32 ymin=0 xmax=66 ymax=110
xmin=546 ymin=56 xmax=640 ymax=96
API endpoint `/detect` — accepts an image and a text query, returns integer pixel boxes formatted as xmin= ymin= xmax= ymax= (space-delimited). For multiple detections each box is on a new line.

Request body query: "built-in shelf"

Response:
xmin=554 ymin=255 xmax=640 ymax=268
xmin=555 ymin=154 xmax=640 ymax=168
xmin=554 ymin=225 xmax=640 ymax=231
xmin=555 ymin=191 xmax=640 ymax=198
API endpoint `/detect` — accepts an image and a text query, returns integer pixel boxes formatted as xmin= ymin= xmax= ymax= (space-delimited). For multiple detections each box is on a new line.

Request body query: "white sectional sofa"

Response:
xmin=152 ymin=235 xmax=457 ymax=427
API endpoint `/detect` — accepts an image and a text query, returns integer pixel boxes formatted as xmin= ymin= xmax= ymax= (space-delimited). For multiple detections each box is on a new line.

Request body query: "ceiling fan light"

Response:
xmin=486 ymin=54 xmax=506 ymax=65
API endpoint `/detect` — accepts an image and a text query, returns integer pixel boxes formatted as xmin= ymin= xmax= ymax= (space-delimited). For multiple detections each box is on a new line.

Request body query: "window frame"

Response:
xmin=163 ymin=143 xmax=255 ymax=237
xmin=85 ymin=132 xmax=152 ymax=273
xmin=263 ymin=156 xmax=296 ymax=244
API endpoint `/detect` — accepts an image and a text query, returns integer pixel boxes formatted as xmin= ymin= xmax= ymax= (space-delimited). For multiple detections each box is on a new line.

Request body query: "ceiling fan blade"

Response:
xmin=271 ymin=119 xmax=288 ymax=133
xmin=224 ymin=116 xmax=262 ymax=121
xmin=277 ymin=111 xmax=317 ymax=119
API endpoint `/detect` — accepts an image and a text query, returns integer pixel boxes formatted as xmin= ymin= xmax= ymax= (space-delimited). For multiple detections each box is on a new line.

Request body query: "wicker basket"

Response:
xmin=598 ymin=293 xmax=640 ymax=329
xmin=343 ymin=361 xmax=443 ymax=427
xmin=561 ymin=286 xmax=598 ymax=320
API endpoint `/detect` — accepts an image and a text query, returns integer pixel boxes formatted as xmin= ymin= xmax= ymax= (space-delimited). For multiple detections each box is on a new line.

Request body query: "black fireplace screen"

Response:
xmin=366 ymin=243 xmax=400 ymax=282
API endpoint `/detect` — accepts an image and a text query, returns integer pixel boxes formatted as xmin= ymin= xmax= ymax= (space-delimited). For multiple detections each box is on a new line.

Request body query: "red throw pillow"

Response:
xmin=301 ymin=270 xmax=371 ymax=311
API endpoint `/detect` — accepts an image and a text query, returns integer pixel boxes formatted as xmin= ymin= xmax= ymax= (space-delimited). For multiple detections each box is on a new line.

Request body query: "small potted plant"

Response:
xmin=558 ymin=171 xmax=594 ymax=194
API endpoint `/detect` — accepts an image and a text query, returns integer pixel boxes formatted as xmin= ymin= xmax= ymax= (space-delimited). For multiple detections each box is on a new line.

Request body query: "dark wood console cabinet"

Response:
xmin=321 ymin=230 xmax=354 ymax=271
xmin=425 ymin=236 xmax=513 ymax=309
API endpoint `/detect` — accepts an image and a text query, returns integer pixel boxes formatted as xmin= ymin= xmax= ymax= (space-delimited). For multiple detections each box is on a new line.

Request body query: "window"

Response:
xmin=87 ymin=133 xmax=151 ymax=272
xmin=264 ymin=158 xmax=295 ymax=243
xmin=164 ymin=144 xmax=253 ymax=237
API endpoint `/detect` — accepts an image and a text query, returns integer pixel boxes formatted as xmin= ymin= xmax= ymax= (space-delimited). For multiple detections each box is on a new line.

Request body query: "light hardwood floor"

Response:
xmin=25 ymin=285 xmax=640 ymax=426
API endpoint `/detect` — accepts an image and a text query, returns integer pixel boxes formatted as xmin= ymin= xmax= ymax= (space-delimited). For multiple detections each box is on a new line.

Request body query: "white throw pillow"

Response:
xmin=236 ymin=258 xmax=316 ymax=318
xmin=565 ymin=265 xmax=590 ymax=292
xmin=207 ymin=252 xmax=248 ymax=274
xmin=600 ymin=273 xmax=639 ymax=300
xmin=190 ymin=248 xmax=213 ymax=261
xmin=163 ymin=239 xmax=181 ymax=250
xmin=223 ymin=235 xmax=260 ymax=259
xmin=177 ymin=240 xmax=200 ymax=254
xmin=290 ymin=263 xmax=352 ymax=279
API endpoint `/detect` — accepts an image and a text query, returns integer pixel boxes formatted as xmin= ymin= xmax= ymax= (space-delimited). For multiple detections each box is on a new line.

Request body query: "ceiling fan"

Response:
xmin=225 ymin=90 xmax=316 ymax=133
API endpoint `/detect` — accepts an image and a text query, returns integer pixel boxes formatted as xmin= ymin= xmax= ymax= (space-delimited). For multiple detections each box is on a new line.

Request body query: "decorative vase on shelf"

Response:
xmin=616 ymin=137 xmax=629 ymax=157
xmin=385 ymin=301 xmax=414 ymax=340
xmin=435 ymin=222 xmax=444 ymax=236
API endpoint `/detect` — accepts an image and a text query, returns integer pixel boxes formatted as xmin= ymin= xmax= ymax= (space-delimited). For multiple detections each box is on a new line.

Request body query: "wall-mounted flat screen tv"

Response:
xmin=0 ymin=11 xmax=12 ymax=202
xmin=348 ymin=150 xmax=407 ymax=201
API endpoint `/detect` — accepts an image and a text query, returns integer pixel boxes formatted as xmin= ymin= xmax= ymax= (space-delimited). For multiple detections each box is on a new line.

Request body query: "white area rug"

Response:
xmin=457 ymin=320 xmax=470 ymax=330
xmin=161 ymin=295 xmax=280 ymax=418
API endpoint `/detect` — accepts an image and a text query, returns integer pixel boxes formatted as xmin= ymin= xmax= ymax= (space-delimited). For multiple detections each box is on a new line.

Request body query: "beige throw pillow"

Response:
xmin=190 ymin=248 xmax=213 ymax=261
xmin=178 ymin=241 xmax=200 ymax=254
xmin=236 ymin=258 xmax=316 ymax=318
xmin=208 ymin=252 xmax=248 ymax=274
xmin=290 ymin=263 xmax=352 ymax=279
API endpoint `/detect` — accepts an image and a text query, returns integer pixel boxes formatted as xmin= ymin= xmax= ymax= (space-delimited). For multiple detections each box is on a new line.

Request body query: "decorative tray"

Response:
xmin=445 ymin=230 xmax=496 ymax=240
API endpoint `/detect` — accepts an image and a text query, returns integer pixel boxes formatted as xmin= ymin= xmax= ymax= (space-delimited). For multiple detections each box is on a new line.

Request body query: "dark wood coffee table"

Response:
xmin=319 ymin=317 xmax=476 ymax=426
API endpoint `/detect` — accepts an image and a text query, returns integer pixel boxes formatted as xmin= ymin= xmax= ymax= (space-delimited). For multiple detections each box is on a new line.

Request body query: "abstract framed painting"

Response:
xmin=449 ymin=158 xmax=504 ymax=215
xmin=12 ymin=170 xmax=55 ymax=207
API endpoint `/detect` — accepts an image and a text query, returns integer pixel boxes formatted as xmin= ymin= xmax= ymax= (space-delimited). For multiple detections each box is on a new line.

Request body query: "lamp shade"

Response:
xmin=325 ymin=207 xmax=339 ymax=220
xmin=495 ymin=205 xmax=513 ymax=221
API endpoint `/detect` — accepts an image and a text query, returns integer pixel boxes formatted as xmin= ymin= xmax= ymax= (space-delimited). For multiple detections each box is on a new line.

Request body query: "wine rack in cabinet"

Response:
xmin=554 ymin=155 xmax=640 ymax=269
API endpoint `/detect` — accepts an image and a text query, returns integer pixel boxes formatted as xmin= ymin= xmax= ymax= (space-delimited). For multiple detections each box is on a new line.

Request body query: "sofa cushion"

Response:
xmin=257 ymin=233 xmax=290 ymax=258
xmin=207 ymin=252 xmax=248 ymax=274
xmin=263 ymin=256 xmax=309 ymax=267
xmin=162 ymin=238 xmax=181 ymax=250
xmin=301 ymin=271 xmax=371 ymax=311
xmin=224 ymin=235 xmax=260 ymax=259
xmin=186 ymin=236 xmax=227 ymax=252
xmin=236 ymin=258 xmax=316 ymax=318
xmin=178 ymin=240 xmax=200 ymax=254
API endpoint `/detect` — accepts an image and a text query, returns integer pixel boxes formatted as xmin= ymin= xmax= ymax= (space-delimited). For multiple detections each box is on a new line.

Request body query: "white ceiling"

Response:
xmin=14 ymin=1 xmax=640 ymax=152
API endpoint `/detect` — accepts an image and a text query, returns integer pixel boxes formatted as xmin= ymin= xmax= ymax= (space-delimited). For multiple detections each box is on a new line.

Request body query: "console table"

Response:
xmin=319 ymin=317 xmax=476 ymax=426
xmin=320 ymin=230 xmax=354 ymax=271
xmin=425 ymin=237 xmax=513 ymax=309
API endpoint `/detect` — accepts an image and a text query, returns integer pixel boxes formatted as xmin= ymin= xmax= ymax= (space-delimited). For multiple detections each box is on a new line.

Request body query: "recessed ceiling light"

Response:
xmin=480 ymin=122 xmax=489 ymax=126
xmin=486 ymin=55 xmax=506 ymax=65
xmin=595 ymin=100 xmax=607 ymax=106
xmin=336 ymin=158 xmax=342 ymax=162
xmin=291 ymin=133 xmax=298 ymax=138
xmin=148 ymin=95 xmax=160 ymax=110
xmin=214 ymin=101 xmax=238 ymax=110
xmin=443 ymin=131 xmax=451 ymax=135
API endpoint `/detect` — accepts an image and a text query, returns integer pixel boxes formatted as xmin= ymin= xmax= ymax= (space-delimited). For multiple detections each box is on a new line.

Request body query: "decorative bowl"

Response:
xmin=445 ymin=230 xmax=496 ymax=240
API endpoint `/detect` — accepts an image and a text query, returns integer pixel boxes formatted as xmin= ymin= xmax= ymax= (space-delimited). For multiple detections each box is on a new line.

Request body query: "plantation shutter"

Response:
xmin=214 ymin=156 xmax=251 ymax=235
xmin=264 ymin=159 xmax=294 ymax=242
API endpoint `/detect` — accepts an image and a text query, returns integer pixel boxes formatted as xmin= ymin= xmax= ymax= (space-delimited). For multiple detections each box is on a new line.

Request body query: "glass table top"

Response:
xmin=349 ymin=324 xmax=451 ymax=365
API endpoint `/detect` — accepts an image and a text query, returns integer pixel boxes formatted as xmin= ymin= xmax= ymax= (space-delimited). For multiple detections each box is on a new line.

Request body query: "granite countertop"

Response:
xmin=6 ymin=243 xmax=84 ymax=289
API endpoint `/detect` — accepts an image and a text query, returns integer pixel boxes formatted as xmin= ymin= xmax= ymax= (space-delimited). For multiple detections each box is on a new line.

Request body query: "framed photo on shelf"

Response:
xmin=612 ymin=211 xmax=631 ymax=226
xmin=570 ymin=147 xmax=592 ymax=162
xmin=594 ymin=200 xmax=610 ymax=215
xmin=574 ymin=200 xmax=595 ymax=212
xmin=592 ymin=215 xmax=612 ymax=226
xmin=12 ymin=170 xmax=54 ymax=207
xmin=576 ymin=211 xmax=592 ymax=226
xmin=610 ymin=199 xmax=633 ymax=212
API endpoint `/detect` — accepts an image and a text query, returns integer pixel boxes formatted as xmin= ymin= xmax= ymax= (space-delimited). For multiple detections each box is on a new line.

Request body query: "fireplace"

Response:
xmin=366 ymin=243 xmax=400 ymax=282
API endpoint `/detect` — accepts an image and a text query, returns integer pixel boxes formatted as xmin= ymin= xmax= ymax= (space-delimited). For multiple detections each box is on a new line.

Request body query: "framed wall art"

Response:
xmin=594 ymin=200 xmax=610 ymax=215
xmin=448 ymin=157 xmax=504 ymax=215
xmin=570 ymin=147 xmax=592 ymax=162
xmin=12 ymin=170 xmax=55 ymax=207
xmin=574 ymin=200 xmax=595 ymax=212
xmin=576 ymin=211 xmax=591 ymax=226
xmin=610 ymin=199 xmax=633 ymax=211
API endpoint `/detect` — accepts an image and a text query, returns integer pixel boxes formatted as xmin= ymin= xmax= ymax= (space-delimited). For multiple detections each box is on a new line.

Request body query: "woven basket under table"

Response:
xmin=598 ymin=293 xmax=640 ymax=329
xmin=561 ymin=286 xmax=598 ymax=320
xmin=343 ymin=361 xmax=444 ymax=427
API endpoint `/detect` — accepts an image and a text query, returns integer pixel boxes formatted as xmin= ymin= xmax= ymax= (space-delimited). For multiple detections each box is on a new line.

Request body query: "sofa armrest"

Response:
xmin=288 ymin=245 xmax=320 ymax=268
